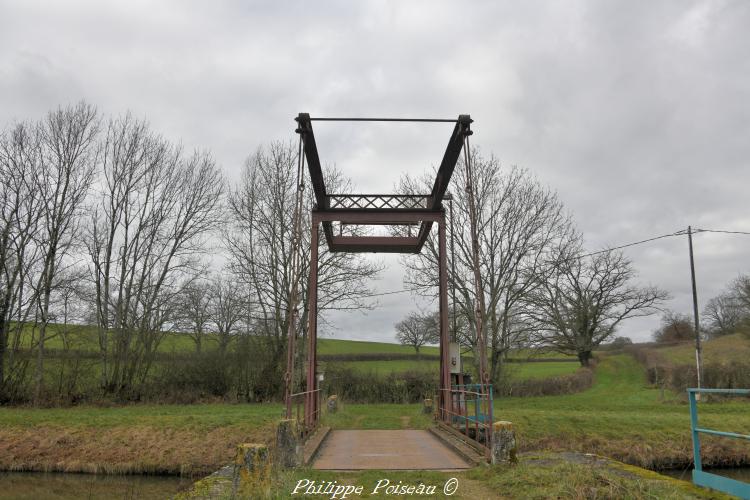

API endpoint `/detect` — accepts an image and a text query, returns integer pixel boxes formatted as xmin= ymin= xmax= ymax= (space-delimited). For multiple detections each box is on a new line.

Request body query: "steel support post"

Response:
xmin=306 ymin=216 xmax=320 ymax=429
xmin=438 ymin=213 xmax=452 ymax=422
xmin=284 ymin=318 xmax=295 ymax=419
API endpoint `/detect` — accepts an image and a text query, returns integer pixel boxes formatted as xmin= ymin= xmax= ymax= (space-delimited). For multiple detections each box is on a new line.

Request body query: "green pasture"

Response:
xmin=16 ymin=322 xmax=580 ymax=369
xmin=331 ymin=359 xmax=579 ymax=381
xmin=507 ymin=361 xmax=580 ymax=380
xmin=656 ymin=332 xmax=750 ymax=365
xmin=13 ymin=322 xmax=201 ymax=353
xmin=318 ymin=338 xmax=440 ymax=356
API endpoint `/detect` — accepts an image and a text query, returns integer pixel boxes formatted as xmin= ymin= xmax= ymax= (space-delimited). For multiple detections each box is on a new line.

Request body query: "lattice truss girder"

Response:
xmin=295 ymin=113 xmax=472 ymax=253
xmin=328 ymin=194 xmax=429 ymax=210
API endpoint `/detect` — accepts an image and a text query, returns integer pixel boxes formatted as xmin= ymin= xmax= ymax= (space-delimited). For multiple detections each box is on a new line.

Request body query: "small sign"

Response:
xmin=449 ymin=342 xmax=462 ymax=374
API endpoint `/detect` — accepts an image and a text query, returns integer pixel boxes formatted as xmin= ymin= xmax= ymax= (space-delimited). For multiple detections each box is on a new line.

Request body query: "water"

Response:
xmin=661 ymin=467 xmax=750 ymax=483
xmin=0 ymin=471 xmax=193 ymax=500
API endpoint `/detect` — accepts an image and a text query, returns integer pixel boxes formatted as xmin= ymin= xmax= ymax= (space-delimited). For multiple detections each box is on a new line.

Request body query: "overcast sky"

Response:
xmin=2 ymin=0 xmax=749 ymax=343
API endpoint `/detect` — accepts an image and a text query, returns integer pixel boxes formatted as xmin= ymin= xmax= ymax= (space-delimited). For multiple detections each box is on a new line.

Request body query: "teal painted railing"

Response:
xmin=688 ymin=388 xmax=750 ymax=499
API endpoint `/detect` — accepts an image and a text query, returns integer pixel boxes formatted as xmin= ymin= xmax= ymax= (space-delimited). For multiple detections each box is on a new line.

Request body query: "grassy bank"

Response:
xmin=187 ymin=452 xmax=726 ymax=499
xmin=0 ymin=403 xmax=281 ymax=476
xmin=1 ymin=353 xmax=747 ymax=479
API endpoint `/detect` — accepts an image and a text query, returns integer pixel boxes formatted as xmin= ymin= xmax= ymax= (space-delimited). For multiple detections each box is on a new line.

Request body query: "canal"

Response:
xmin=0 ymin=471 xmax=192 ymax=499
xmin=661 ymin=467 xmax=750 ymax=483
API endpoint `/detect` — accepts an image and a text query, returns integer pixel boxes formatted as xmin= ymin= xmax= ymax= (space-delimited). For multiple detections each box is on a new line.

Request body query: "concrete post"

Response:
xmin=276 ymin=419 xmax=302 ymax=468
xmin=423 ymin=398 xmax=433 ymax=414
xmin=232 ymin=443 xmax=271 ymax=498
xmin=491 ymin=421 xmax=518 ymax=464
xmin=327 ymin=395 xmax=338 ymax=413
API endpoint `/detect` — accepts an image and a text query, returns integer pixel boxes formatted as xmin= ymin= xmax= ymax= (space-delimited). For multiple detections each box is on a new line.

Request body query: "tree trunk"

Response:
xmin=491 ymin=349 xmax=502 ymax=384
xmin=577 ymin=350 xmax=592 ymax=367
xmin=35 ymin=283 xmax=53 ymax=402
xmin=0 ymin=320 xmax=5 ymax=398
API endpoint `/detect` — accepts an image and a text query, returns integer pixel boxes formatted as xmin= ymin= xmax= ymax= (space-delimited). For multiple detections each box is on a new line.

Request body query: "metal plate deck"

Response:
xmin=312 ymin=430 xmax=472 ymax=470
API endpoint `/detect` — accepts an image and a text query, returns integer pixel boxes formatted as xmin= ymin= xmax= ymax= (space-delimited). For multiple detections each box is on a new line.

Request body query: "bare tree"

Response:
xmin=0 ymin=121 xmax=46 ymax=400
xmin=210 ymin=273 xmax=246 ymax=354
xmin=32 ymin=102 xmax=99 ymax=400
xmin=703 ymin=291 xmax=743 ymax=337
xmin=87 ymin=113 xmax=224 ymax=394
xmin=703 ymin=274 xmax=750 ymax=337
xmin=652 ymin=311 xmax=696 ymax=343
xmin=176 ymin=279 xmax=213 ymax=353
xmin=397 ymin=150 xmax=575 ymax=381
xmin=395 ymin=311 xmax=439 ymax=355
xmin=529 ymin=249 xmax=668 ymax=366
xmin=224 ymin=141 xmax=382 ymax=385
xmin=730 ymin=274 xmax=750 ymax=327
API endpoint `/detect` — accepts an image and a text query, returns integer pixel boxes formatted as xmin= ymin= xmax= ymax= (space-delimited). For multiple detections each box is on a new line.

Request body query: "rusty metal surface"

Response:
xmin=312 ymin=430 xmax=471 ymax=470
xmin=295 ymin=113 xmax=471 ymax=253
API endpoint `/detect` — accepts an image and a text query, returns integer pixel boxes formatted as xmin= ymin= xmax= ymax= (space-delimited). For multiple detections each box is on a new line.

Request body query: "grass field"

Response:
xmin=18 ymin=321 xmax=575 ymax=360
xmin=505 ymin=361 xmax=580 ymax=380
xmin=16 ymin=322 xmax=581 ymax=388
xmin=15 ymin=322 xmax=202 ymax=353
xmin=318 ymin=338 xmax=441 ymax=356
xmin=655 ymin=332 xmax=750 ymax=365
xmin=334 ymin=359 xmax=580 ymax=381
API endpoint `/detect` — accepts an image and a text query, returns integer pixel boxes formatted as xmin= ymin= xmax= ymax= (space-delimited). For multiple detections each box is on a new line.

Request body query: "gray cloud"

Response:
xmin=2 ymin=0 xmax=749 ymax=342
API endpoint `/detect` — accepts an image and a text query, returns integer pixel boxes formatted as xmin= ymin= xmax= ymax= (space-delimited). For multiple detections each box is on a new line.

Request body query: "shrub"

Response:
xmin=496 ymin=367 xmax=594 ymax=397
xmin=322 ymin=365 xmax=437 ymax=403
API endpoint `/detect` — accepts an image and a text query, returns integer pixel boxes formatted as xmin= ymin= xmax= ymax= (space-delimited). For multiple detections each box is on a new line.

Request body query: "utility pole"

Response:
xmin=687 ymin=226 xmax=703 ymax=399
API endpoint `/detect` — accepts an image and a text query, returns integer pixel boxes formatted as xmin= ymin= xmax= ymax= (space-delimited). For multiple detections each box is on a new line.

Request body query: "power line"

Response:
xmin=329 ymin=226 xmax=750 ymax=298
xmin=694 ymin=228 xmax=750 ymax=236
xmin=580 ymin=230 xmax=688 ymax=258
xmin=576 ymin=226 xmax=750 ymax=259
xmin=357 ymin=288 xmax=416 ymax=298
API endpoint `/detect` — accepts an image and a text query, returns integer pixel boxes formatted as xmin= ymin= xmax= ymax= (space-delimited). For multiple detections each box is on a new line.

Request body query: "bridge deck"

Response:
xmin=312 ymin=430 xmax=471 ymax=470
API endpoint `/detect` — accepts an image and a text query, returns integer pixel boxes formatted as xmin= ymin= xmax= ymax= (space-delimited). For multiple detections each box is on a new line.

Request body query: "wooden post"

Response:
xmin=688 ymin=226 xmax=703 ymax=400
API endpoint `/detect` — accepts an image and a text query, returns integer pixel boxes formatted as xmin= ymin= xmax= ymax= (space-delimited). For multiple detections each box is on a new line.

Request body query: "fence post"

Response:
xmin=688 ymin=390 xmax=702 ymax=472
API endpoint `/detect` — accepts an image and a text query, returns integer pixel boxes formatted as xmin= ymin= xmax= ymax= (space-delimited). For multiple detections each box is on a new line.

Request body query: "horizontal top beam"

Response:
xmin=308 ymin=117 xmax=467 ymax=123
xmin=330 ymin=236 xmax=422 ymax=254
xmin=313 ymin=209 xmax=443 ymax=223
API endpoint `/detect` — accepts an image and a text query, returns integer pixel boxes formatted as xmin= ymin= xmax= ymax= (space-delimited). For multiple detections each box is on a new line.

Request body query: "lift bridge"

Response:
xmin=283 ymin=114 xmax=494 ymax=461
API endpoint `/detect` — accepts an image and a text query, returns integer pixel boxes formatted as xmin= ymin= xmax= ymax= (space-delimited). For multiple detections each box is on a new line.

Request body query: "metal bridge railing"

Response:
xmin=440 ymin=383 xmax=493 ymax=456
xmin=289 ymin=388 xmax=322 ymax=440
xmin=688 ymin=388 xmax=750 ymax=499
